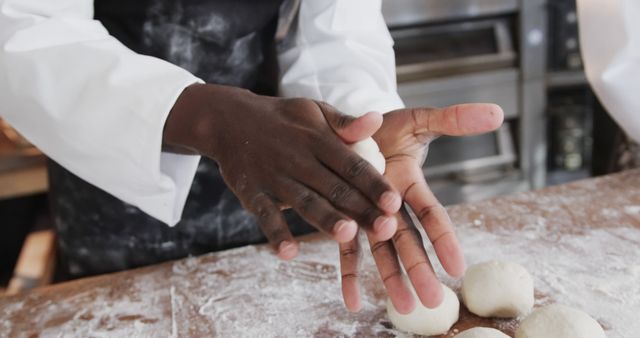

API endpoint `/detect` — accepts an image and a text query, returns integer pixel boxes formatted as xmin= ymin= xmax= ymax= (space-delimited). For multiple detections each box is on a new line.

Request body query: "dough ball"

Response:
xmin=349 ymin=137 xmax=385 ymax=174
xmin=387 ymin=283 xmax=459 ymax=336
xmin=454 ymin=327 xmax=510 ymax=338
xmin=461 ymin=261 xmax=534 ymax=318
xmin=515 ymin=304 xmax=605 ymax=338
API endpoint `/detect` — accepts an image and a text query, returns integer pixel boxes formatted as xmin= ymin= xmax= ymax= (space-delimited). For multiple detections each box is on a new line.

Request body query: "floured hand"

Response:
xmin=337 ymin=103 xmax=504 ymax=313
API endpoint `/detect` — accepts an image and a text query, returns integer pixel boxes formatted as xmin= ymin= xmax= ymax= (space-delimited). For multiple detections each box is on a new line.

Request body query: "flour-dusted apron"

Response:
xmin=48 ymin=0 xmax=314 ymax=278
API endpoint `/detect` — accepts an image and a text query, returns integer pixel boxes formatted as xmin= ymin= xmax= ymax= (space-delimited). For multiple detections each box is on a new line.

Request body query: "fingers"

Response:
xmin=314 ymin=101 xmax=402 ymax=221
xmin=392 ymin=208 xmax=443 ymax=308
xmin=367 ymin=235 xmax=415 ymax=314
xmin=248 ymin=193 xmax=298 ymax=260
xmin=290 ymin=162 xmax=397 ymax=241
xmin=404 ymin=167 xmax=466 ymax=277
xmin=411 ymin=103 xmax=504 ymax=137
xmin=339 ymin=233 xmax=362 ymax=312
xmin=274 ymin=178 xmax=358 ymax=243
xmin=313 ymin=138 xmax=401 ymax=233
xmin=316 ymin=101 xmax=383 ymax=144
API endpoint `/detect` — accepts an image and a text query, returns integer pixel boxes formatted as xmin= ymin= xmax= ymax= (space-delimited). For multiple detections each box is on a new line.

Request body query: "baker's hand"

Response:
xmin=338 ymin=103 xmax=504 ymax=313
xmin=163 ymin=84 xmax=402 ymax=259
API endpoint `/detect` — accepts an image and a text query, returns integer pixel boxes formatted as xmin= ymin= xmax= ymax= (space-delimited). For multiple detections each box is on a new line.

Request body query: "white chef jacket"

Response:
xmin=578 ymin=0 xmax=640 ymax=144
xmin=0 ymin=0 xmax=404 ymax=225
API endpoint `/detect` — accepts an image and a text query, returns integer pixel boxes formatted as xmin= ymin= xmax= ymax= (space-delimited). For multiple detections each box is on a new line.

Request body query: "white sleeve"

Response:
xmin=0 ymin=0 xmax=203 ymax=226
xmin=577 ymin=0 xmax=640 ymax=143
xmin=277 ymin=0 xmax=404 ymax=117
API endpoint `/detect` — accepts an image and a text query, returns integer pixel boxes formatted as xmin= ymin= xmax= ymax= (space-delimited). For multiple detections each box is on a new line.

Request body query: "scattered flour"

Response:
xmin=1 ymin=171 xmax=639 ymax=337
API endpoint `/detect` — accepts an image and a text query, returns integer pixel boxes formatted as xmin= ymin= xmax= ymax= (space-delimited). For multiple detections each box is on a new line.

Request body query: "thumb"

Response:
xmin=316 ymin=101 xmax=383 ymax=144
xmin=412 ymin=103 xmax=504 ymax=136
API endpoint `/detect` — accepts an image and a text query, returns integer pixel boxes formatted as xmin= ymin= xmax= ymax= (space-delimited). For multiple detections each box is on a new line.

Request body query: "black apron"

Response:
xmin=49 ymin=0 xmax=314 ymax=278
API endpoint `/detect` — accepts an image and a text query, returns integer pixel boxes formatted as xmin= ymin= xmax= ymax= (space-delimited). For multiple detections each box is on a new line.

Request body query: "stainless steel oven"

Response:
xmin=425 ymin=125 xmax=516 ymax=180
xmin=393 ymin=19 xmax=516 ymax=81
xmin=383 ymin=0 xmax=548 ymax=204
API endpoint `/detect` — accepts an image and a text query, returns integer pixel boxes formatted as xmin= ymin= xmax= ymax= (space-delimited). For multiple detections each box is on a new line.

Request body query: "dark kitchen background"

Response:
xmin=1 ymin=0 xmax=638 ymax=294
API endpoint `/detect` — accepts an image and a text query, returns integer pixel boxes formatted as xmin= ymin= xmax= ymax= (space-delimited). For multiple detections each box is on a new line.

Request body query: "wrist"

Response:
xmin=163 ymin=83 xmax=263 ymax=159
xmin=163 ymin=83 xmax=207 ymax=155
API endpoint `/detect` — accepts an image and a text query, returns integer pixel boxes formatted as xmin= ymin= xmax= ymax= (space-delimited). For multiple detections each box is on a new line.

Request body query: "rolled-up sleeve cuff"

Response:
xmin=132 ymin=74 xmax=204 ymax=227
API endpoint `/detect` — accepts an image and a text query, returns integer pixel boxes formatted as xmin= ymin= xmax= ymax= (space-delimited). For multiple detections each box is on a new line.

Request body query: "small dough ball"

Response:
xmin=454 ymin=327 xmax=510 ymax=338
xmin=387 ymin=283 xmax=459 ymax=336
xmin=461 ymin=261 xmax=534 ymax=318
xmin=515 ymin=304 xmax=605 ymax=338
xmin=349 ymin=137 xmax=385 ymax=174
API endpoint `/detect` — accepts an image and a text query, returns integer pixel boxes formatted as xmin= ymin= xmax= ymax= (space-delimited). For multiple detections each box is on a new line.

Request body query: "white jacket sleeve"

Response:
xmin=277 ymin=0 xmax=404 ymax=117
xmin=577 ymin=0 xmax=640 ymax=143
xmin=0 ymin=0 xmax=203 ymax=226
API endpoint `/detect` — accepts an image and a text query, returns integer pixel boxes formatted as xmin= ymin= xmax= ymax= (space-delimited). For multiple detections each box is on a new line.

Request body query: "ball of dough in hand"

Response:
xmin=387 ymin=282 xmax=459 ymax=336
xmin=349 ymin=137 xmax=385 ymax=174
xmin=454 ymin=327 xmax=510 ymax=338
xmin=515 ymin=304 xmax=605 ymax=338
xmin=461 ymin=261 xmax=534 ymax=318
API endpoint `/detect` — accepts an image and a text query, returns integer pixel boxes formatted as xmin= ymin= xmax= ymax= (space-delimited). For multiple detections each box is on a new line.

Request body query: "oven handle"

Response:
xmin=396 ymin=21 xmax=516 ymax=82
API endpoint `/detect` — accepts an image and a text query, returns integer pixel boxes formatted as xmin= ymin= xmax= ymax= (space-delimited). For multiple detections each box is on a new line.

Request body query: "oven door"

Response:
xmin=391 ymin=16 xmax=520 ymax=179
xmin=424 ymin=123 xmax=516 ymax=181
xmin=382 ymin=0 xmax=519 ymax=28
xmin=392 ymin=18 xmax=516 ymax=81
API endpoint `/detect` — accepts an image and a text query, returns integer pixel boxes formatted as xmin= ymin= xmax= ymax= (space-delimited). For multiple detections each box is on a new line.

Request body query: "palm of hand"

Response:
xmin=339 ymin=104 xmax=504 ymax=313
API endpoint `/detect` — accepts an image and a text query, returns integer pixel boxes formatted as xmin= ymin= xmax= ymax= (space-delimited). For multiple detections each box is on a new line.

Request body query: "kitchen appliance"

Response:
xmin=547 ymin=0 xmax=582 ymax=71
xmin=547 ymin=88 xmax=593 ymax=172
xmin=544 ymin=0 xmax=598 ymax=185
xmin=383 ymin=0 xmax=548 ymax=204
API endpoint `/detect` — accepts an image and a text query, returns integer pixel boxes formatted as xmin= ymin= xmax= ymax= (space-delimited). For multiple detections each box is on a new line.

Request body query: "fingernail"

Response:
xmin=278 ymin=241 xmax=297 ymax=260
xmin=373 ymin=216 xmax=397 ymax=240
xmin=379 ymin=191 xmax=401 ymax=212
xmin=335 ymin=220 xmax=357 ymax=242
xmin=374 ymin=216 xmax=391 ymax=233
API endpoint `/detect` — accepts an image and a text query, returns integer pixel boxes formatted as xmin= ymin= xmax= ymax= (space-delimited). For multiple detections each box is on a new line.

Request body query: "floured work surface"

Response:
xmin=2 ymin=169 xmax=640 ymax=337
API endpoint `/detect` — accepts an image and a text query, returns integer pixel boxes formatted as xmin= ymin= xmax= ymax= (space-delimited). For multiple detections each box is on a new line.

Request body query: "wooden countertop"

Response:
xmin=2 ymin=170 xmax=639 ymax=337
